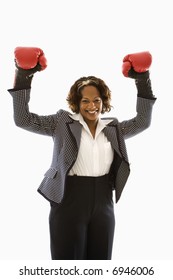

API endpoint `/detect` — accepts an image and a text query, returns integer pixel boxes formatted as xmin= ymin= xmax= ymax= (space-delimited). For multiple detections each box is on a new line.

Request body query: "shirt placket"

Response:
xmin=93 ymin=140 xmax=99 ymax=176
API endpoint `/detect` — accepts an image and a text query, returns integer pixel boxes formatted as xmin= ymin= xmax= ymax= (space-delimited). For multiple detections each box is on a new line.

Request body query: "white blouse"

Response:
xmin=68 ymin=113 xmax=114 ymax=177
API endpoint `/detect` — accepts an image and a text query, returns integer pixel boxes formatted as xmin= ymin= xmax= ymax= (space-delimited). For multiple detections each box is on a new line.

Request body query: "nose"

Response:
xmin=87 ymin=101 xmax=96 ymax=109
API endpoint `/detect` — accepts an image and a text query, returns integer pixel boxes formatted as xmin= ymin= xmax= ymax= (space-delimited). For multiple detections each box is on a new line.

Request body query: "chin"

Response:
xmin=84 ymin=113 xmax=100 ymax=121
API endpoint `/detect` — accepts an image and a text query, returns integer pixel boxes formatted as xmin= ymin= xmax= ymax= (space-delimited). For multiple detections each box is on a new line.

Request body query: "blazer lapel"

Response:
xmin=69 ymin=117 xmax=124 ymax=160
xmin=69 ymin=121 xmax=83 ymax=149
xmin=103 ymin=122 xmax=122 ymax=158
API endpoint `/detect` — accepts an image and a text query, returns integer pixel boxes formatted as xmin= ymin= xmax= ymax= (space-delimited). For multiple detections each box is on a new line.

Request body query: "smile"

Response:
xmin=86 ymin=110 xmax=99 ymax=114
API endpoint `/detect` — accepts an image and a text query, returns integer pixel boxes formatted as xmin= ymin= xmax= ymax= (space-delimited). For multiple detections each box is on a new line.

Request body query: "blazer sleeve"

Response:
xmin=120 ymin=97 xmax=156 ymax=139
xmin=8 ymin=88 xmax=59 ymax=136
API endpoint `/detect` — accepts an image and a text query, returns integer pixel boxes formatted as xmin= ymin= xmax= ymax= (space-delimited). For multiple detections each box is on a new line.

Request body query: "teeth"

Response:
xmin=87 ymin=110 xmax=98 ymax=114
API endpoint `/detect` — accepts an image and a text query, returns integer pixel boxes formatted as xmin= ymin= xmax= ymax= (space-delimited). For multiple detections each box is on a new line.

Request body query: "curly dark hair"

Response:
xmin=66 ymin=76 xmax=112 ymax=113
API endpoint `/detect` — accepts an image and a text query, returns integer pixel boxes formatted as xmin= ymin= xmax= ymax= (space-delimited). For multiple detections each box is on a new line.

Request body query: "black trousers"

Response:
xmin=49 ymin=174 xmax=115 ymax=260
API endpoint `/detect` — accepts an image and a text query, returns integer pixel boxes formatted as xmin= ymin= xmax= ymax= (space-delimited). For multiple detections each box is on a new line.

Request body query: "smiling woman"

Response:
xmin=8 ymin=47 xmax=156 ymax=260
xmin=66 ymin=76 xmax=112 ymax=114
xmin=66 ymin=76 xmax=112 ymax=138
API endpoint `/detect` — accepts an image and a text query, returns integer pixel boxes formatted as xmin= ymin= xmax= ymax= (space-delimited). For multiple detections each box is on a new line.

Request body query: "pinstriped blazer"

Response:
xmin=9 ymin=89 xmax=156 ymax=203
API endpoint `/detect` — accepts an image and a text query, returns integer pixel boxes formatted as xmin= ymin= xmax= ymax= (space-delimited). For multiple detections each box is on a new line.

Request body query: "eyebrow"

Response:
xmin=81 ymin=96 xmax=101 ymax=100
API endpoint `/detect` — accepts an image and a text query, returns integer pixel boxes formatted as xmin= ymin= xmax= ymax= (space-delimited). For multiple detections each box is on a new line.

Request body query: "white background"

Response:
xmin=0 ymin=0 xmax=172 ymax=263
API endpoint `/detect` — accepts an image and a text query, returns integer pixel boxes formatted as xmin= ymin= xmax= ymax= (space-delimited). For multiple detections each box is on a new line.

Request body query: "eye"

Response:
xmin=81 ymin=99 xmax=90 ymax=104
xmin=94 ymin=99 xmax=101 ymax=104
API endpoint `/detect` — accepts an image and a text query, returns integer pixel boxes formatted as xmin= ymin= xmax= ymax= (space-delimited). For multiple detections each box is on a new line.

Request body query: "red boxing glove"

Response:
xmin=122 ymin=51 xmax=152 ymax=77
xmin=14 ymin=46 xmax=47 ymax=70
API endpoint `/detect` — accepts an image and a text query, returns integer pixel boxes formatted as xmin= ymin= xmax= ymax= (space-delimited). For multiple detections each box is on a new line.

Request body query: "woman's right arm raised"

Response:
xmin=8 ymin=47 xmax=57 ymax=137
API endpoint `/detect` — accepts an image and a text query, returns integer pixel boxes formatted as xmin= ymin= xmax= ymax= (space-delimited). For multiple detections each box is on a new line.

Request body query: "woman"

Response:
xmin=8 ymin=47 xmax=156 ymax=260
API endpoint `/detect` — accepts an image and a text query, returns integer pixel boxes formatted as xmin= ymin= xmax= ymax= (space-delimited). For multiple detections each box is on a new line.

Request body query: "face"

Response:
xmin=79 ymin=85 xmax=103 ymax=125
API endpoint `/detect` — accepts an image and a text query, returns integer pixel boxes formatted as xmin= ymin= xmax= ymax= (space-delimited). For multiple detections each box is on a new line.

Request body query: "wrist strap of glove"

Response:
xmin=13 ymin=69 xmax=33 ymax=90
xmin=13 ymin=61 xmax=41 ymax=90
xmin=128 ymin=68 xmax=155 ymax=99
xmin=135 ymin=76 xmax=156 ymax=100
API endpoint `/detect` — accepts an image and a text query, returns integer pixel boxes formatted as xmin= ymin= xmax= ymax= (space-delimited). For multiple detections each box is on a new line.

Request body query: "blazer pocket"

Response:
xmin=44 ymin=168 xmax=58 ymax=179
